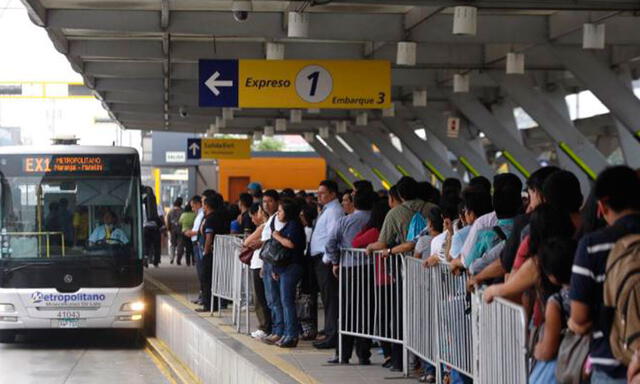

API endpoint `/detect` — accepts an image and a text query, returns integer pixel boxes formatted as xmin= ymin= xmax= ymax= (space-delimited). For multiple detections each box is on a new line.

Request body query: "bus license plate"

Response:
xmin=58 ymin=319 xmax=79 ymax=328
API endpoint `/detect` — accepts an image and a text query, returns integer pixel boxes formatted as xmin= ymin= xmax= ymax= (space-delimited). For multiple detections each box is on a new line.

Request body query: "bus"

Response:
xmin=0 ymin=146 xmax=144 ymax=343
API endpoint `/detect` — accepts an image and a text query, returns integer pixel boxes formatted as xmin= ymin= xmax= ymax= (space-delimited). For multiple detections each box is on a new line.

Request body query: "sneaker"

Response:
xmin=251 ymin=330 xmax=268 ymax=340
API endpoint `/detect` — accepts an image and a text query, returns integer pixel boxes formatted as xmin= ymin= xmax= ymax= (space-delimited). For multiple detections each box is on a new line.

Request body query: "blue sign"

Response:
xmin=187 ymin=138 xmax=202 ymax=159
xmin=199 ymin=60 xmax=239 ymax=107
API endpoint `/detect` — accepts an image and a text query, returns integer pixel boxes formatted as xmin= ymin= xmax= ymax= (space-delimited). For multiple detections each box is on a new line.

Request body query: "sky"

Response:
xmin=0 ymin=0 xmax=140 ymax=150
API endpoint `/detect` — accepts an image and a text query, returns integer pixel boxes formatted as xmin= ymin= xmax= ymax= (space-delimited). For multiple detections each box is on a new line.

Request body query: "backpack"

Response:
xmin=406 ymin=204 xmax=427 ymax=242
xmin=603 ymin=233 xmax=640 ymax=365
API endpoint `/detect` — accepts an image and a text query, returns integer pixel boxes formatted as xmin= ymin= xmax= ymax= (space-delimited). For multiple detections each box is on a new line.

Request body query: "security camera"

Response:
xmin=179 ymin=106 xmax=188 ymax=118
xmin=232 ymin=0 xmax=252 ymax=22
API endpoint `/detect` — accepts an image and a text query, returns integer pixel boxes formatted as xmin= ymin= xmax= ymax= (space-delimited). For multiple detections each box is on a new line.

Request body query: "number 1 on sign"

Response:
xmin=295 ymin=65 xmax=333 ymax=103
xmin=307 ymin=71 xmax=320 ymax=97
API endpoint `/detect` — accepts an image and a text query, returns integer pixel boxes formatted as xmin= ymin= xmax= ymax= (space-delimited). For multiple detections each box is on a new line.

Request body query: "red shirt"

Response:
xmin=352 ymin=227 xmax=379 ymax=248
xmin=513 ymin=235 xmax=530 ymax=271
xmin=351 ymin=227 xmax=391 ymax=286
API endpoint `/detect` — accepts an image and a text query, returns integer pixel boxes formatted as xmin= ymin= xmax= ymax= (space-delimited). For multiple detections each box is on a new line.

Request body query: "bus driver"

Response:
xmin=88 ymin=210 xmax=129 ymax=245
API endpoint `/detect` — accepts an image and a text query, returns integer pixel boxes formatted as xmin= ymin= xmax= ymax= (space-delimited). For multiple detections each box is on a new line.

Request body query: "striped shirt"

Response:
xmin=569 ymin=213 xmax=640 ymax=378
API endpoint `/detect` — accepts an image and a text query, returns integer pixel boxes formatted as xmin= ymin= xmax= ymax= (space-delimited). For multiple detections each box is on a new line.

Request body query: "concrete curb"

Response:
xmin=146 ymin=336 xmax=202 ymax=384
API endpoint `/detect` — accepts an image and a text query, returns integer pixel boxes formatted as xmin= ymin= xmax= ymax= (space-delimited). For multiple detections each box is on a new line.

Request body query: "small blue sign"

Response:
xmin=187 ymin=138 xmax=202 ymax=159
xmin=199 ymin=59 xmax=239 ymax=107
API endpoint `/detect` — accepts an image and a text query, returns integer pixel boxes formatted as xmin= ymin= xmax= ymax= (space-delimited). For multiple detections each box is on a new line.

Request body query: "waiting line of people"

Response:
xmin=169 ymin=164 xmax=640 ymax=384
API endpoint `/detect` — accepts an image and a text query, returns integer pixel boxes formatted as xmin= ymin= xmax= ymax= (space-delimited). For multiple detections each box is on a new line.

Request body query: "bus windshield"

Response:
xmin=0 ymin=154 xmax=141 ymax=262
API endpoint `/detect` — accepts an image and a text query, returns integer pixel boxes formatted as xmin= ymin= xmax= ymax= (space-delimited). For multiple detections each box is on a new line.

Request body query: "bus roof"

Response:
xmin=0 ymin=146 xmax=139 ymax=156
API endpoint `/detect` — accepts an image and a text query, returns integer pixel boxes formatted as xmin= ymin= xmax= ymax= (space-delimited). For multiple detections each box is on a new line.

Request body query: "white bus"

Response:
xmin=0 ymin=146 xmax=144 ymax=343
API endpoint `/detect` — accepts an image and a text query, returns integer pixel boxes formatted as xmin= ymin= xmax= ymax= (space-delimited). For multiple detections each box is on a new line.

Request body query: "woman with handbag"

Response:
xmin=529 ymin=237 xmax=577 ymax=384
xmin=261 ymin=198 xmax=306 ymax=348
xmin=241 ymin=203 xmax=272 ymax=340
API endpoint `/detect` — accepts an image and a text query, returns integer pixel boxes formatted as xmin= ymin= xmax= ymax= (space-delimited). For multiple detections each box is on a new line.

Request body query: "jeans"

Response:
xmin=264 ymin=262 xmax=303 ymax=338
xmin=591 ymin=369 xmax=627 ymax=384
xmin=193 ymin=242 xmax=203 ymax=297
xmin=262 ymin=262 xmax=283 ymax=336
xmin=530 ymin=360 xmax=557 ymax=384
xmin=277 ymin=263 xmax=304 ymax=339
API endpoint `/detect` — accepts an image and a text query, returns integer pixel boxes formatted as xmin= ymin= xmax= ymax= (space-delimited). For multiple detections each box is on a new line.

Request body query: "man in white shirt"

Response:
xmin=457 ymin=211 xmax=497 ymax=261
xmin=258 ymin=190 xmax=286 ymax=344
xmin=309 ymin=180 xmax=344 ymax=349
xmin=184 ymin=195 xmax=204 ymax=305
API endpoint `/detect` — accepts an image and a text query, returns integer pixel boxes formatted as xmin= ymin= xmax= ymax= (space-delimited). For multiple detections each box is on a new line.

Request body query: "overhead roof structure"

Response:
xmin=20 ymin=0 xmax=640 ymax=186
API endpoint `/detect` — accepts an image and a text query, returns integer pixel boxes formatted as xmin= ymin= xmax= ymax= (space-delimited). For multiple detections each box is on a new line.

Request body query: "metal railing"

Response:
xmin=339 ymin=249 xmax=528 ymax=384
xmin=476 ymin=294 xmax=529 ymax=384
xmin=404 ymin=257 xmax=439 ymax=372
xmin=210 ymin=234 xmax=250 ymax=333
xmin=338 ymin=249 xmax=406 ymax=367
xmin=433 ymin=262 xmax=475 ymax=378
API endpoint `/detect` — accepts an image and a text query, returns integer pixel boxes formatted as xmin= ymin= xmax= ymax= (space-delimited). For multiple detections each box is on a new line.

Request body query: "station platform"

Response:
xmin=145 ymin=256 xmax=414 ymax=384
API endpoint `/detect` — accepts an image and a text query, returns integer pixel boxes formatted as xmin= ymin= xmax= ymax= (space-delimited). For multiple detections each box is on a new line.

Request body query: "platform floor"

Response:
xmin=0 ymin=329 xmax=170 ymax=384
xmin=146 ymin=256 xmax=417 ymax=384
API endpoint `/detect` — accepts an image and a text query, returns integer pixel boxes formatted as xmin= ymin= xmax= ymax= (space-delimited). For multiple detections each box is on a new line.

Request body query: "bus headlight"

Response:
xmin=0 ymin=304 xmax=15 ymax=313
xmin=121 ymin=301 xmax=145 ymax=312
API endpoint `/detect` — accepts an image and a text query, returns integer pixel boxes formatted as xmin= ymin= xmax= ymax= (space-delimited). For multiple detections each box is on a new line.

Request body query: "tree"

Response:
xmin=254 ymin=137 xmax=284 ymax=152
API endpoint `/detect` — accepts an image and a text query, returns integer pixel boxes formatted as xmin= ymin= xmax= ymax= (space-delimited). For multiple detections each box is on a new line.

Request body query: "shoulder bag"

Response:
xmin=260 ymin=219 xmax=294 ymax=267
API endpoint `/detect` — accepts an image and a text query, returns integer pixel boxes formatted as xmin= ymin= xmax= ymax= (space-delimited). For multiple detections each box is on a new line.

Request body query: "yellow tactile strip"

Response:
xmin=145 ymin=275 xmax=320 ymax=384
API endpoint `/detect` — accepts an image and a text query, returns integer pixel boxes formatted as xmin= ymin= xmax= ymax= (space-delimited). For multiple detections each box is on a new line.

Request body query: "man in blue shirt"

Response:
xmin=309 ymin=180 xmax=344 ymax=349
xmin=570 ymin=166 xmax=640 ymax=383
xmin=325 ymin=189 xmax=374 ymax=364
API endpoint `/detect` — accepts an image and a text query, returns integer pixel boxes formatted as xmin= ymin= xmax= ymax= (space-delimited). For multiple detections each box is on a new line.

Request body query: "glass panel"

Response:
xmin=0 ymin=175 xmax=140 ymax=260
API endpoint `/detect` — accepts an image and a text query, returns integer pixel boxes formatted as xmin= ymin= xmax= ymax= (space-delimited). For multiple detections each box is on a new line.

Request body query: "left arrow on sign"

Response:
xmin=189 ymin=141 xmax=200 ymax=156
xmin=205 ymin=71 xmax=233 ymax=96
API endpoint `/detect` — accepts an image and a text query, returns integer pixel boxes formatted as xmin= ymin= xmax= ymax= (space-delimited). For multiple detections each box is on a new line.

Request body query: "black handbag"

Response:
xmin=260 ymin=219 xmax=293 ymax=267
xmin=296 ymin=293 xmax=313 ymax=320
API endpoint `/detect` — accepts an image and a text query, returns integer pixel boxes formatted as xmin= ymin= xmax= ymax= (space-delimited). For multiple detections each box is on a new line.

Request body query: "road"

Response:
xmin=0 ymin=330 xmax=171 ymax=384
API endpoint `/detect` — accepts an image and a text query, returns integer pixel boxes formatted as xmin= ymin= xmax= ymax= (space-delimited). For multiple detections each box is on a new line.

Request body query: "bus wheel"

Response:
xmin=0 ymin=330 xmax=16 ymax=343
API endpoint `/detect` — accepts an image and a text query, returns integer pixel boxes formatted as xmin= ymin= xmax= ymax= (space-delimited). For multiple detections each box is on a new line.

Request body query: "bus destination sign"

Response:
xmin=24 ymin=156 xmax=105 ymax=173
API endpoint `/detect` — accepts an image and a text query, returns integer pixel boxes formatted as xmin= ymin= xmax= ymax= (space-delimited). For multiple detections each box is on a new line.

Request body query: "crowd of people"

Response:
xmin=162 ymin=165 xmax=640 ymax=384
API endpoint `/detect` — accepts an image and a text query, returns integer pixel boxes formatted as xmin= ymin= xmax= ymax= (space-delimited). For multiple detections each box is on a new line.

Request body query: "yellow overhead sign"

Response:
xmin=239 ymin=60 xmax=391 ymax=109
xmin=198 ymin=59 xmax=391 ymax=109
xmin=188 ymin=138 xmax=251 ymax=160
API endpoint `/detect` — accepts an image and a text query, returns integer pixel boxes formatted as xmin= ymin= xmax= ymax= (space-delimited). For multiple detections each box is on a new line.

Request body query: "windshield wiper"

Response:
xmin=4 ymin=262 xmax=55 ymax=274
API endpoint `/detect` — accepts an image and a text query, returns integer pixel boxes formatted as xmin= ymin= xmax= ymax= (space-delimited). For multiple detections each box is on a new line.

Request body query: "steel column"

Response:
xmin=491 ymin=99 xmax=524 ymax=145
xmin=547 ymin=46 xmax=640 ymax=140
xmin=359 ymin=124 xmax=425 ymax=178
xmin=381 ymin=117 xmax=458 ymax=181
xmin=543 ymin=88 xmax=595 ymax=196
xmin=339 ymin=132 xmax=404 ymax=185
xmin=323 ymin=136 xmax=386 ymax=188
xmin=305 ymin=138 xmax=357 ymax=187
xmin=407 ymin=106 xmax=495 ymax=179
xmin=493 ymin=73 xmax=609 ymax=180
xmin=450 ymin=93 xmax=539 ymax=178
xmin=612 ymin=66 xmax=640 ymax=168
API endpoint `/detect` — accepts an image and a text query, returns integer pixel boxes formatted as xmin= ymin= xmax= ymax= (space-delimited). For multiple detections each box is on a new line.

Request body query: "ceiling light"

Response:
xmin=413 ymin=90 xmax=427 ymax=107
xmin=288 ymin=12 xmax=309 ymax=38
xmin=396 ymin=41 xmax=417 ymax=66
xmin=453 ymin=73 xmax=470 ymax=93
xmin=506 ymin=52 xmax=525 ymax=75
xmin=266 ymin=42 xmax=285 ymax=60
xmin=453 ymin=6 xmax=477 ymax=36
xmin=583 ymin=23 xmax=605 ymax=50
